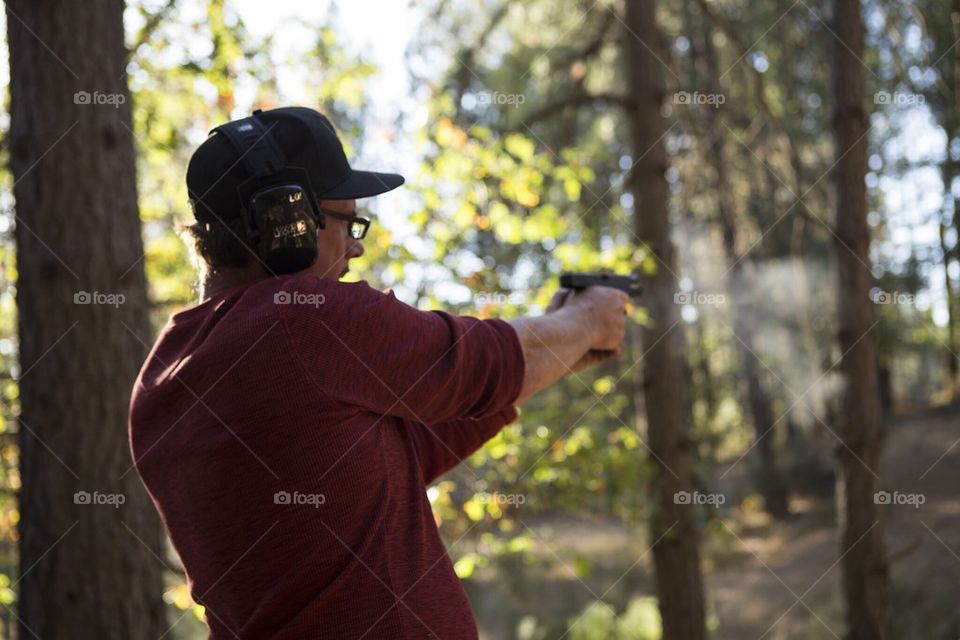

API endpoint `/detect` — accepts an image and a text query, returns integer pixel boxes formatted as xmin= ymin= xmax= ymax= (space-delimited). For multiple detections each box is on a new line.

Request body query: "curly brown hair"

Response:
xmin=178 ymin=216 xmax=256 ymax=270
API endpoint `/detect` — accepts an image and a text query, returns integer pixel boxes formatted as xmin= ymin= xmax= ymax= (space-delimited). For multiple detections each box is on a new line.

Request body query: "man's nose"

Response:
xmin=346 ymin=237 xmax=364 ymax=259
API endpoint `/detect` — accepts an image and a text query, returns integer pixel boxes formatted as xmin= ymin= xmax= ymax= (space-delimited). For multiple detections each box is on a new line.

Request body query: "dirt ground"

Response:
xmin=709 ymin=407 xmax=960 ymax=640
xmin=469 ymin=407 xmax=960 ymax=639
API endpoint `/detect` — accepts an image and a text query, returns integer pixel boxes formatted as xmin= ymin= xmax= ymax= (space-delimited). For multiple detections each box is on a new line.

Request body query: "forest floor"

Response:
xmin=469 ymin=405 xmax=960 ymax=639
xmin=709 ymin=404 xmax=960 ymax=639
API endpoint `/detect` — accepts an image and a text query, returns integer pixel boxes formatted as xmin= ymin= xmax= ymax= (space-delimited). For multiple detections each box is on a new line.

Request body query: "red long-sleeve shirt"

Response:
xmin=129 ymin=273 xmax=524 ymax=639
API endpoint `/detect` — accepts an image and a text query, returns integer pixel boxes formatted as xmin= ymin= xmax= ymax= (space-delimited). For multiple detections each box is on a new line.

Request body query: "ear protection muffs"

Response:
xmin=211 ymin=115 xmax=324 ymax=275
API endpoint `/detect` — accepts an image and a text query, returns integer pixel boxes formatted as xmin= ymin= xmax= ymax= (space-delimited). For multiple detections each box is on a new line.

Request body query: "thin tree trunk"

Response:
xmin=946 ymin=0 xmax=960 ymax=395
xmin=693 ymin=321 xmax=717 ymax=434
xmin=622 ymin=2 xmax=707 ymax=639
xmin=700 ymin=15 xmax=789 ymax=518
xmin=939 ymin=206 xmax=958 ymax=390
xmin=7 ymin=1 xmax=167 ymax=637
xmin=831 ymin=0 xmax=891 ymax=638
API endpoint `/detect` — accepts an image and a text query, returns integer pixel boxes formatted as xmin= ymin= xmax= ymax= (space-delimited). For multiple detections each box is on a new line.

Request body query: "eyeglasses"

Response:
xmin=317 ymin=208 xmax=371 ymax=240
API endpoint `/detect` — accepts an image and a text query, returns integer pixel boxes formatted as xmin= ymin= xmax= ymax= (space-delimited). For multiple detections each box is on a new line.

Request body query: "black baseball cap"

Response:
xmin=186 ymin=106 xmax=405 ymax=224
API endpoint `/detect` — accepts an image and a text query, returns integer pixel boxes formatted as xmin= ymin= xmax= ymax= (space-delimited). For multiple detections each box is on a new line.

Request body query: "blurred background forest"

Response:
xmin=1 ymin=0 xmax=959 ymax=638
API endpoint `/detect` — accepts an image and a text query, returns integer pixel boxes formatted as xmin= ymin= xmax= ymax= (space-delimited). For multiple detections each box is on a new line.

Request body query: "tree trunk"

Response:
xmin=945 ymin=0 xmax=960 ymax=396
xmin=939 ymin=207 xmax=958 ymax=391
xmin=7 ymin=1 xmax=167 ymax=638
xmin=831 ymin=0 xmax=891 ymax=638
xmin=700 ymin=16 xmax=790 ymax=518
xmin=622 ymin=2 xmax=707 ymax=639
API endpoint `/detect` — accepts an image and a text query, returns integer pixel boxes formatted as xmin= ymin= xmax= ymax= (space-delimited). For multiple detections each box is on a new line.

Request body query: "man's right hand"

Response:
xmin=508 ymin=286 xmax=630 ymax=405
xmin=554 ymin=286 xmax=630 ymax=353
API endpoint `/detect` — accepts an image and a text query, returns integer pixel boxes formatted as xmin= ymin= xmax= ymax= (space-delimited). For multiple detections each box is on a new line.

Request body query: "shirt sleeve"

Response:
xmin=402 ymin=405 xmax=520 ymax=485
xmin=277 ymin=274 xmax=525 ymax=424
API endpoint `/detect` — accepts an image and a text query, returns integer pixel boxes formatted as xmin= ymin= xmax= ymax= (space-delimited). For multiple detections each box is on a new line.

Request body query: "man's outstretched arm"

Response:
xmin=507 ymin=286 xmax=629 ymax=405
xmin=405 ymin=286 xmax=629 ymax=484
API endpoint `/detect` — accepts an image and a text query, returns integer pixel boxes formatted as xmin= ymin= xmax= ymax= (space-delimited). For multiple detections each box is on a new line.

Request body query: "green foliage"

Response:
xmin=411 ymin=1 xmax=664 ymax=548
xmin=565 ymin=597 xmax=662 ymax=640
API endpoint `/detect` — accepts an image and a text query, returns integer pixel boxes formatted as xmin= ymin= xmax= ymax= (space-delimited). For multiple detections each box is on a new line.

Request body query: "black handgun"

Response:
xmin=559 ymin=272 xmax=642 ymax=298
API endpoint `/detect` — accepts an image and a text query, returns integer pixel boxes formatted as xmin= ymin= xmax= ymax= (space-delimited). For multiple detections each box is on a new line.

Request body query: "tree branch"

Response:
xmin=507 ymin=91 xmax=634 ymax=131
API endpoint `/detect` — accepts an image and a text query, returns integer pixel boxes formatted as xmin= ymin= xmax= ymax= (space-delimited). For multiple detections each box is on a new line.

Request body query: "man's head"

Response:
xmin=183 ymin=107 xmax=403 ymax=281
xmin=183 ymin=197 xmax=364 ymax=282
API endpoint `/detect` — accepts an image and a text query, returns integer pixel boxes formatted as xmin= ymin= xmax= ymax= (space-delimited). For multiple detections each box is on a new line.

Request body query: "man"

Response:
xmin=129 ymin=106 xmax=627 ymax=638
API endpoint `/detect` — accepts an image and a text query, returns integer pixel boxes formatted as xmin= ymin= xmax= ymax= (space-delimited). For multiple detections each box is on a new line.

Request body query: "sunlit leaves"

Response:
xmin=503 ymin=134 xmax=536 ymax=163
xmin=453 ymin=553 xmax=478 ymax=577
xmin=565 ymin=596 xmax=663 ymax=640
xmin=163 ymin=581 xmax=206 ymax=621
xmin=315 ymin=62 xmax=377 ymax=111
xmin=0 ymin=574 xmax=13 ymax=606
xmin=143 ymin=230 xmax=198 ymax=306
xmin=592 ymin=376 xmax=615 ymax=396
xmin=435 ymin=117 xmax=469 ymax=149
xmin=416 ymin=101 xmax=619 ymax=286
xmin=463 ymin=499 xmax=486 ymax=522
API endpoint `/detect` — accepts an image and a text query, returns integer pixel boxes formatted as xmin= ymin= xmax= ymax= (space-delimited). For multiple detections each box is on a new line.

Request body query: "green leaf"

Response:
xmin=504 ymin=133 xmax=536 ymax=162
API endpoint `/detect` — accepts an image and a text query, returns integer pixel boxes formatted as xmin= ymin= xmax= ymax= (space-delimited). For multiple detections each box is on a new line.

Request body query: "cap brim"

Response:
xmin=319 ymin=170 xmax=405 ymax=200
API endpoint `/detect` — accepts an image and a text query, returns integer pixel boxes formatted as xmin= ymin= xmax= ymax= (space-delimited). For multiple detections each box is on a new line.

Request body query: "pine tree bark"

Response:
xmin=6 ymin=1 xmax=167 ymax=637
xmin=622 ymin=2 xmax=707 ymax=638
xmin=831 ymin=0 xmax=891 ymax=638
